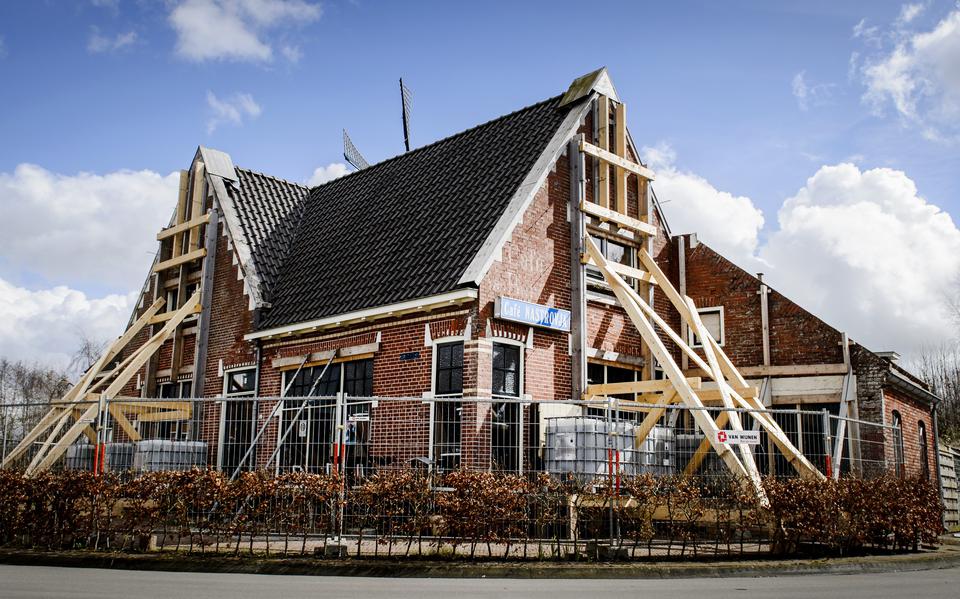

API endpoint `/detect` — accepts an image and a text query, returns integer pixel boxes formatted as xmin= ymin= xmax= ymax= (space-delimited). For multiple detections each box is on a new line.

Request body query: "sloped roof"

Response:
xmin=224 ymin=168 xmax=310 ymax=301
xmin=256 ymin=93 xmax=582 ymax=330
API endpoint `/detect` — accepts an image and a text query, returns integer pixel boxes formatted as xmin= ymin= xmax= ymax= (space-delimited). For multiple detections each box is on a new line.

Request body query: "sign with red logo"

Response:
xmin=715 ymin=430 xmax=760 ymax=445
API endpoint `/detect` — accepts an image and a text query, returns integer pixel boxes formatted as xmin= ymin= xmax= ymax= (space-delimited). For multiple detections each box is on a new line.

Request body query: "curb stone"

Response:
xmin=0 ymin=547 xmax=958 ymax=579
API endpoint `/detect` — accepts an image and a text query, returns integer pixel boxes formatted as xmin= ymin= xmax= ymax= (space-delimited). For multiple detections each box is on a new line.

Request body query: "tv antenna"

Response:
xmin=400 ymin=78 xmax=413 ymax=152
xmin=342 ymin=129 xmax=370 ymax=171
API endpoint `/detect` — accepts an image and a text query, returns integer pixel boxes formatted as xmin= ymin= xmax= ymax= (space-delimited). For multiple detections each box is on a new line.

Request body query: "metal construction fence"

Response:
xmin=0 ymin=396 xmax=904 ymax=480
xmin=1 ymin=396 xmax=930 ymax=559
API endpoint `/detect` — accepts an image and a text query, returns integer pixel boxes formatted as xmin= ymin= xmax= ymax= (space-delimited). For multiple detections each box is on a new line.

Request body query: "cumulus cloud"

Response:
xmin=0 ymin=277 xmax=134 ymax=367
xmin=896 ymin=3 xmax=926 ymax=27
xmin=642 ymin=143 xmax=764 ymax=262
xmin=206 ymin=91 xmax=262 ymax=134
xmin=169 ymin=0 xmax=321 ymax=63
xmin=861 ymin=9 xmax=960 ymax=140
xmin=648 ymin=146 xmax=960 ymax=354
xmin=0 ymin=164 xmax=179 ymax=291
xmin=281 ymin=44 xmax=302 ymax=63
xmin=87 ymin=27 xmax=137 ymax=53
xmin=791 ymin=70 xmax=835 ymax=111
xmin=307 ymin=162 xmax=350 ymax=187
xmin=760 ymin=163 xmax=960 ymax=352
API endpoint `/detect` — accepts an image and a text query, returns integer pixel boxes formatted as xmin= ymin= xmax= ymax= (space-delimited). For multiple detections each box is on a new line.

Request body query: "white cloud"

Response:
xmin=169 ymin=0 xmax=321 ymax=63
xmin=0 ymin=164 xmax=179 ymax=291
xmin=791 ymin=70 xmax=835 ymax=111
xmin=0 ymin=277 xmax=134 ymax=367
xmin=308 ymin=162 xmax=350 ymax=186
xmin=853 ymin=18 xmax=882 ymax=47
xmin=642 ymin=143 xmax=764 ymax=261
xmin=87 ymin=27 xmax=137 ymax=53
xmin=861 ymin=9 xmax=960 ymax=140
xmin=206 ymin=91 xmax=262 ymax=134
xmin=281 ymin=44 xmax=302 ymax=63
xmin=760 ymin=163 xmax=960 ymax=352
xmin=896 ymin=3 xmax=926 ymax=26
xmin=648 ymin=146 xmax=960 ymax=354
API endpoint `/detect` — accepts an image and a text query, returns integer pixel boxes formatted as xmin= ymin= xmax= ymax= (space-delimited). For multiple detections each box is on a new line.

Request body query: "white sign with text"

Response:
xmin=716 ymin=430 xmax=761 ymax=445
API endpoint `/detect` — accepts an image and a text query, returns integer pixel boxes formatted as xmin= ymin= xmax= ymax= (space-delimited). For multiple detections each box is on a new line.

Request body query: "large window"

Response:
xmin=433 ymin=342 xmax=463 ymax=472
xmin=492 ymin=342 xmax=522 ymax=472
xmin=918 ymin=420 xmax=929 ymax=479
xmin=689 ymin=307 xmax=724 ymax=347
xmin=586 ymin=237 xmax=636 ymax=284
xmin=142 ymin=380 xmax=192 ymax=440
xmin=892 ymin=410 xmax=905 ymax=477
xmin=219 ymin=369 xmax=256 ymax=474
xmin=279 ymin=359 xmax=374 ymax=475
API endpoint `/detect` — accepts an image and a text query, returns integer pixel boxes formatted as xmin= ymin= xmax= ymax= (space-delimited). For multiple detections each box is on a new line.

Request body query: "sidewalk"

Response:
xmin=1 ymin=542 xmax=958 ymax=579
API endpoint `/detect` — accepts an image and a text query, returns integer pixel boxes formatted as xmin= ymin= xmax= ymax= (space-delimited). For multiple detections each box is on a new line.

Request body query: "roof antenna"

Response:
xmin=400 ymin=78 xmax=413 ymax=152
xmin=343 ymin=129 xmax=370 ymax=171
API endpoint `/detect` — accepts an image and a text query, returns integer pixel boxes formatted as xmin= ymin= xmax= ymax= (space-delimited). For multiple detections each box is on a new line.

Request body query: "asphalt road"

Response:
xmin=1 ymin=564 xmax=958 ymax=598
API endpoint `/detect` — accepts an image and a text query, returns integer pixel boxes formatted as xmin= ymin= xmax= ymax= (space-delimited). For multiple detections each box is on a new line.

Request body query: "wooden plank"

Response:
xmin=685 ymin=363 xmax=849 ymax=377
xmin=136 ymin=409 xmax=191 ymax=423
xmin=149 ymin=301 xmax=201 ymax=324
xmin=156 ymin=213 xmax=210 ymax=241
xmin=614 ymin=101 xmax=627 ymax=214
xmin=153 ymin=248 xmax=206 ymax=273
xmin=586 ymin=378 xmax=701 ymax=396
xmin=0 ymin=408 xmax=65 ymax=468
xmin=172 ymin=170 xmax=190 ymax=259
xmin=580 ymin=140 xmax=656 ymax=182
xmin=596 ymin=96 xmax=610 ymax=209
xmin=108 ymin=404 xmax=142 ymax=442
xmin=33 ymin=403 xmax=100 ymax=473
xmin=684 ymin=411 xmax=730 ymax=475
xmin=580 ymin=200 xmax=658 ymax=237
xmin=187 ymin=163 xmax=206 ymax=251
xmin=583 ymin=255 xmax=657 ymax=284
xmin=633 ymin=391 xmax=677 ymax=448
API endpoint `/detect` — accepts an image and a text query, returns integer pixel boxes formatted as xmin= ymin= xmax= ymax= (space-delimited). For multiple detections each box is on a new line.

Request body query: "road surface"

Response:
xmin=1 ymin=564 xmax=957 ymax=598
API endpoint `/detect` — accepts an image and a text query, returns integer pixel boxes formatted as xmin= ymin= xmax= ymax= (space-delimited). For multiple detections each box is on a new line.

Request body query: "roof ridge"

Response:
xmin=235 ymin=166 xmax=310 ymax=190
xmin=308 ymin=93 xmax=566 ymax=191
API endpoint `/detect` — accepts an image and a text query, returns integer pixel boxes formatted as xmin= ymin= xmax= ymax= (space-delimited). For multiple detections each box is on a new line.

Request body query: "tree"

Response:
xmin=910 ymin=343 xmax=960 ymax=444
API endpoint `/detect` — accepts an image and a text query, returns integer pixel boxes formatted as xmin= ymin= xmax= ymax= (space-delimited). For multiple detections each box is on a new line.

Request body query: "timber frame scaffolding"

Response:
xmin=568 ymin=83 xmax=824 ymax=502
xmin=2 ymin=158 xmax=215 ymax=475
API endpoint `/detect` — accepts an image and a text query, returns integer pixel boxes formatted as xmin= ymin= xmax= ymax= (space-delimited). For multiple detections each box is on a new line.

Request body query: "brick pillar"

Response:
xmin=462 ymin=338 xmax=492 ymax=470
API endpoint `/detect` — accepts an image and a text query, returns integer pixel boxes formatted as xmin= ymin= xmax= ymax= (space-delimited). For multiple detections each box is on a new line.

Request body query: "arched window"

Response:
xmin=918 ymin=421 xmax=929 ymax=479
xmin=892 ymin=410 xmax=905 ymax=477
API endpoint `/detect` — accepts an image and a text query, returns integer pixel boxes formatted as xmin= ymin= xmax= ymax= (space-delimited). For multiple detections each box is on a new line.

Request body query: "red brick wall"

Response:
xmin=681 ymin=238 xmax=844 ymax=369
xmin=884 ymin=388 xmax=936 ymax=480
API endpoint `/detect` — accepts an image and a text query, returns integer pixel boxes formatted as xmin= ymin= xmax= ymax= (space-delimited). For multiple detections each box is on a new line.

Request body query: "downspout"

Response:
xmin=932 ymin=398 xmax=945 ymax=523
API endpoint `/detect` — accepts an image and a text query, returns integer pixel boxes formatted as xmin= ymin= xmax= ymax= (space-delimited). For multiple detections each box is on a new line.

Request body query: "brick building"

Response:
xmin=107 ymin=69 xmax=937 ymax=481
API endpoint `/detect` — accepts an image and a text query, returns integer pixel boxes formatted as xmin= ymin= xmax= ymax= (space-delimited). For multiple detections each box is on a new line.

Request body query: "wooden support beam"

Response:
xmin=0 ymin=408 xmax=65 ymax=468
xmin=187 ymin=163 xmax=206 ymax=251
xmin=33 ymin=403 xmax=99 ymax=473
xmin=136 ymin=409 xmax=191 ymax=423
xmin=152 ymin=248 xmax=206 ymax=274
xmin=150 ymin=301 xmax=201 ymax=324
xmin=684 ymin=411 xmax=730 ymax=475
xmin=585 ymin=378 xmax=701 ymax=397
xmin=614 ymin=101 xmax=627 ymax=214
xmin=580 ymin=140 xmax=656 ymax=182
xmin=634 ymin=391 xmax=678 ymax=449
xmin=583 ymin=255 xmax=657 ymax=284
xmin=108 ymin=403 xmax=142 ymax=442
xmin=156 ymin=213 xmax=210 ymax=241
xmin=596 ymin=96 xmax=610 ymax=209
xmin=580 ymin=200 xmax=658 ymax=237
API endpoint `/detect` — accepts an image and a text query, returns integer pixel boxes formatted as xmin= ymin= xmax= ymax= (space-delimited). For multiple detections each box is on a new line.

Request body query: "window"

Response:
xmin=435 ymin=343 xmax=464 ymax=396
xmin=892 ymin=410 xmax=905 ymax=477
xmin=433 ymin=342 xmax=463 ymax=472
xmin=165 ymin=289 xmax=179 ymax=313
xmin=142 ymin=380 xmax=192 ymax=440
xmin=278 ymin=359 xmax=374 ymax=475
xmin=586 ymin=362 xmax=642 ymax=419
xmin=689 ymin=307 xmax=724 ymax=347
xmin=587 ymin=237 xmax=637 ymax=283
xmin=492 ymin=342 xmax=523 ymax=472
xmin=220 ymin=369 xmax=256 ymax=474
xmin=918 ymin=421 xmax=929 ymax=479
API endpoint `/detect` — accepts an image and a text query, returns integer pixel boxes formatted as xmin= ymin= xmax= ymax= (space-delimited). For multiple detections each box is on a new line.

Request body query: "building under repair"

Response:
xmin=3 ymin=69 xmax=940 ymax=495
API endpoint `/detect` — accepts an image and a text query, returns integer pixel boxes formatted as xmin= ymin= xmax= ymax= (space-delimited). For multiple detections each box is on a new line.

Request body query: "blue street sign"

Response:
xmin=494 ymin=296 xmax=571 ymax=332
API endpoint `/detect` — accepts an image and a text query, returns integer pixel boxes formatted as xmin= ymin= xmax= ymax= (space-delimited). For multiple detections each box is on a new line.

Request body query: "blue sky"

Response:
xmin=1 ymin=0 xmax=959 ymax=365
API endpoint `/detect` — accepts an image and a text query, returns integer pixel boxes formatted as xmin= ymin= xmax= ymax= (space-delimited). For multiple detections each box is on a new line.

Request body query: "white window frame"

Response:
xmin=428 ymin=335 xmax=465 ymax=468
xmin=217 ymin=367 xmax=256 ymax=471
xmin=689 ymin=306 xmax=725 ymax=348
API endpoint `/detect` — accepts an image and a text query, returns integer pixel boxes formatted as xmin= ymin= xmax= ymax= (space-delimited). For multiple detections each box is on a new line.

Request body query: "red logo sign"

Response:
xmin=717 ymin=431 xmax=727 ymax=443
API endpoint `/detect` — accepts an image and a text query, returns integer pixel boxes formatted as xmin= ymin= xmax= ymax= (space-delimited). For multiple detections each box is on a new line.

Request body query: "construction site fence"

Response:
xmin=0 ymin=396 xmax=942 ymax=559
xmin=1 ymin=396 xmax=909 ymax=481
